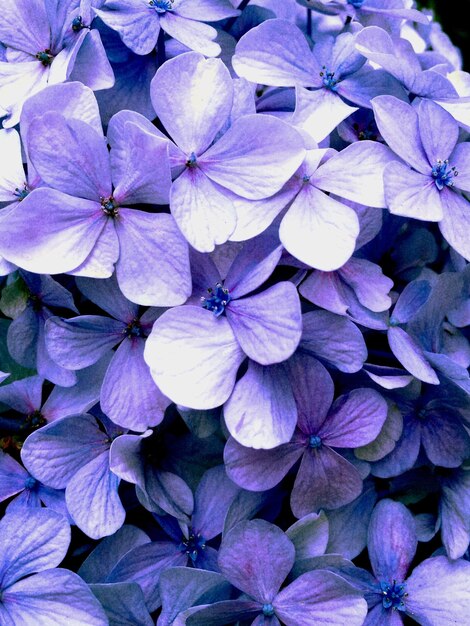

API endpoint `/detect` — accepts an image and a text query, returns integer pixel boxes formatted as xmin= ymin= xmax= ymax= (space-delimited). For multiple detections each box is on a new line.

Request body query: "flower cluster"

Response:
xmin=1 ymin=0 xmax=470 ymax=624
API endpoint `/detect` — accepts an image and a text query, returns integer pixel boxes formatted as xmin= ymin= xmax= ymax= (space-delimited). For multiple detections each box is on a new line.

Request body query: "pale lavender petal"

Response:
xmin=300 ymin=311 xmax=368 ymax=374
xmin=160 ymin=13 xmax=220 ymax=57
xmin=27 ymin=113 xmax=111 ymax=200
xmin=338 ymin=258 xmax=393 ymax=312
xmin=224 ymin=230 xmax=283 ymax=299
xmin=355 ymin=27 xmax=421 ymax=91
xmin=201 ymin=115 xmax=305 ymax=200
xmin=115 ymin=209 xmax=191 ymax=306
xmin=176 ymin=0 xmax=239 ymax=20
xmin=384 ymin=161 xmax=443 ymax=221
xmin=184 ymin=600 xmax=261 ymax=626
xmin=95 ymin=0 xmax=160 ymax=56
xmin=279 ymin=185 xmax=359 ymax=271
xmin=233 ymin=19 xmax=318 ymax=87
xmin=0 ymin=61 xmax=48 ymax=129
xmin=21 ymin=414 xmax=110 ymax=489
xmin=224 ymin=437 xmax=304 ymax=492
xmin=291 ymin=86 xmax=357 ymax=143
xmin=90 ymin=582 xmax=153 ymax=626
xmin=367 ymin=499 xmax=417 ymax=581
xmin=42 ymin=356 xmax=112 ymax=422
xmin=313 ymin=141 xmax=397 ymax=208
xmin=20 ymin=82 xmax=103 ymax=140
xmin=439 ymin=188 xmax=470 ymax=261
xmin=406 ymin=556 xmax=470 ymax=626
xmin=319 ymin=389 xmax=388 ymax=448
xmin=0 ymin=128 xmax=26 ymax=201
xmin=371 ymin=95 xmax=429 ymax=173
xmin=0 ymin=508 xmax=70 ymax=587
xmin=286 ymin=511 xmax=329 ymax=561
xmin=0 ymin=451 xmax=28 ymax=502
xmin=101 ymin=338 xmax=169 ymax=431
xmin=365 ymin=604 xmax=403 ymax=626
xmin=170 ymin=167 xmax=237 ymax=253
xmin=418 ymin=99 xmax=459 ymax=165
xmin=144 ymin=306 xmax=245 ymax=410
xmin=66 ymin=451 xmax=125 ymax=539
xmin=44 ymin=315 xmax=124 ymax=369
xmin=388 ymin=326 xmax=440 ymax=384
xmin=390 ymin=280 xmax=432 ymax=325
xmin=440 ymin=470 xmax=470 ymax=559
xmin=0 ymin=375 xmax=43 ymax=414
xmin=1 ymin=569 xmax=108 ymax=625
xmin=299 ymin=272 xmax=349 ymax=316
xmin=68 ymin=217 xmax=120 ymax=279
xmin=450 ymin=142 xmax=470 ymax=192
xmin=69 ymin=29 xmax=115 ymax=91
xmin=227 ymin=282 xmax=302 ymax=365
xmin=273 ymin=570 xmax=367 ymax=626
xmin=111 ymin=122 xmax=172 ymax=205
xmin=291 ymin=448 xmax=363 ymax=515
xmin=224 ymin=361 xmax=297 ymax=449
xmin=0 ymin=189 xmax=106 ymax=275
xmin=0 ymin=0 xmax=49 ymax=54
xmin=218 ymin=519 xmax=295 ymax=602
xmin=287 ymin=354 xmax=334 ymax=435
xmin=192 ymin=465 xmax=240 ymax=540
xmin=78 ymin=525 xmax=150 ymax=583
xmin=151 ymin=52 xmax=232 ymax=155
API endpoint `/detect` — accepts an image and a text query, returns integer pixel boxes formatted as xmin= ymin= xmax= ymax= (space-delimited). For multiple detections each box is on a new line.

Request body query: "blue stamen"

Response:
xmin=35 ymin=49 xmax=54 ymax=66
xmin=262 ymin=604 xmax=275 ymax=617
xmin=13 ymin=184 xmax=29 ymax=201
xmin=309 ymin=435 xmax=322 ymax=449
xmin=148 ymin=0 xmax=174 ymax=13
xmin=72 ymin=15 xmax=87 ymax=31
xmin=100 ymin=196 xmax=119 ymax=217
xmin=180 ymin=532 xmax=206 ymax=563
xmin=186 ymin=152 xmax=198 ymax=168
xmin=348 ymin=0 xmax=365 ymax=7
xmin=124 ymin=319 xmax=143 ymax=338
xmin=380 ymin=580 xmax=407 ymax=611
xmin=320 ymin=67 xmax=338 ymax=91
xmin=24 ymin=476 xmax=38 ymax=490
xmin=201 ymin=283 xmax=231 ymax=317
xmin=431 ymin=159 xmax=458 ymax=191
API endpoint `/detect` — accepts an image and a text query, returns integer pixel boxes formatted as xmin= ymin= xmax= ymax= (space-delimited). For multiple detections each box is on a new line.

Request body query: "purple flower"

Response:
xmin=21 ymin=412 xmax=126 ymax=539
xmin=144 ymin=233 xmax=302 ymax=409
xmin=233 ymin=19 xmax=406 ymax=142
xmin=351 ymin=499 xmax=470 ymax=625
xmin=225 ymin=355 xmax=387 ymax=516
xmin=0 ymin=96 xmax=191 ymax=307
xmin=146 ymin=51 xmax=306 ymax=251
xmin=372 ymin=96 xmax=470 ymax=260
xmin=45 ymin=274 xmax=171 ymax=431
xmin=0 ymin=0 xmax=113 ymax=127
xmin=95 ymin=0 xmax=240 ymax=57
xmin=0 ymin=508 xmax=108 ymax=624
xmin=184 ymin=519 xmax=367 ymax=626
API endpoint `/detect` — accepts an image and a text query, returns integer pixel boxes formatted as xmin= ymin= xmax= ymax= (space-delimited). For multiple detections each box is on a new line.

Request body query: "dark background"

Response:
xmin=418 ymin=0 xmax=469 ymax=68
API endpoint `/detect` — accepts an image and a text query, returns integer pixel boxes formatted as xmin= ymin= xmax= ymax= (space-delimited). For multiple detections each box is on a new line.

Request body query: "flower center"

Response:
xmin=26 ymin=410 xmax=46 ymax=430
xmin=309 ymin=435 xmax=322 ymax=448
xmin=148 ymin=0 xmax=174 ymax=13
xmin=100 ymin=196 xmax=119 ymax=217
xmin=319 ymin=67 xmax=338 ymax=91
xmin=24 ymin=476 xmax=38 ymax=490
xmin=201 ymin=283 xmax=231 ymax=317
xmin=186 ymin=152 xmax=198 ymax=168
xmin=348 ymin=0 xmax=365 ymax=7
xmin=431 ymin=159 xmax=458 ymax=191
xmin=381 ymin=580 xmax=407 ymax=611
xmin=13 ymin=184 xmax=30 ymax=201
xmin=124 ymin=319 xmax=143 ymax=338
xmin=180 ymin=532 xmax=206 ymax=563
xmin=35 ymin=49 xmax=54 ymax=66
xmin=262 ymin=604 xmax=275 ymax=617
